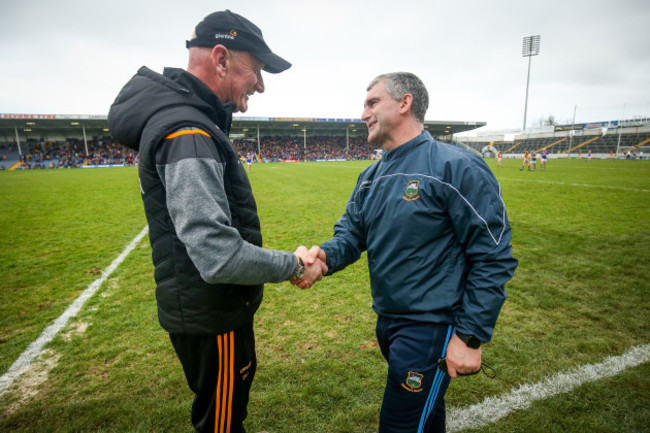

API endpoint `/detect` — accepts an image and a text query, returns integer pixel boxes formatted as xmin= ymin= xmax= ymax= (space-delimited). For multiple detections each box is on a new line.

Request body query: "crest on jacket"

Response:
xmin=403 ymin=180 xmax=420 ymax=201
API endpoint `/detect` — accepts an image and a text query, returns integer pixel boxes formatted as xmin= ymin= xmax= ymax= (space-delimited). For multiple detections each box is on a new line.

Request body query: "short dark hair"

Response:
xmin=367 ymin=72 xmax=429 ymax=123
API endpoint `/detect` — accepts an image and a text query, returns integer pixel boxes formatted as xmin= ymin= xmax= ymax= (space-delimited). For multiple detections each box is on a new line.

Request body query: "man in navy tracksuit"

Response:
xmin=306 ymin=73 xmax=518 ymax=432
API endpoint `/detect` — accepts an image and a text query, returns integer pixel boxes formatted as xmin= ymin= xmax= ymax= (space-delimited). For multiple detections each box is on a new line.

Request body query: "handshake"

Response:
xmin=291 ymin=246 xmax=327 ymax=289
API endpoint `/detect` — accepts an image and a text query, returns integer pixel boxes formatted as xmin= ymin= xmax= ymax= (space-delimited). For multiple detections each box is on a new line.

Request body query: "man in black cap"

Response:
xmin=108 ymin=10 xmax=325 ymax=433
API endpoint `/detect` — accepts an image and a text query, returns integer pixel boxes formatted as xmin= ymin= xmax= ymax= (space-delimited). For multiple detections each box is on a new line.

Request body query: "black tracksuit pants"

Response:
xmin=170 ymin=322 xmax=256 ymax=433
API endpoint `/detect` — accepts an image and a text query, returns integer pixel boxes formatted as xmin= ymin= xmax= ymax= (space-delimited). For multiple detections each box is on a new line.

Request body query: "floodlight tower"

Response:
xmin=522 ymin=35 xmax=541 ymax=131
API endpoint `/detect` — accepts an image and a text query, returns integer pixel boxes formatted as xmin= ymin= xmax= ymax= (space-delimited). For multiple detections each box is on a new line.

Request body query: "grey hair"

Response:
xmin=367 ymin=72 xmax=429 ymax=123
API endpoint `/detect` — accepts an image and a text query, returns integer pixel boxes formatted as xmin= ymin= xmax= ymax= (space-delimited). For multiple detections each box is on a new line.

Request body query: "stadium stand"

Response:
xmin=232 ymin=135 xmax=376 ymax=162
xmin=1 ymin=114 xmax=487 ymax=169
xmin=1 ymin=135 xmax=373 ymax=169
xmin=461 ymin=126 xmax=650 ymax=159
xmin=4 ymin=129 xmax=648 ymax=170
xmin=2 ymin=115 xmax=649 ymax=168
xmin=1 ymin=138 xmax=137 ymax=170
xmin=0 ymin=145 xmax=22 ymax=170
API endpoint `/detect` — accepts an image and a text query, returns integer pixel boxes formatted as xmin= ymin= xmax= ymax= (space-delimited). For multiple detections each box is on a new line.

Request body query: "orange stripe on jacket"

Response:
xmin=165 ymin=129 xmax=211 ymax=140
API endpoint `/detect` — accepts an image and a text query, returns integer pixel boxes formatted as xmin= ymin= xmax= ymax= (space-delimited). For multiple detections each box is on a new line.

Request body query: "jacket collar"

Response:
xmin=162 ymin=67 xmax=233 ymax=135
xmin=381 ymin=130 xmax=430 ymax=161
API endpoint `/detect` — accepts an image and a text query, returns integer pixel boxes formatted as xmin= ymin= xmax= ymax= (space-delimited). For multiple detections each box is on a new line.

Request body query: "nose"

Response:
xmin=255 ymin=72 xmax=265 ymax=94
xmin=361 ymin=106 xmax=370 ymax=122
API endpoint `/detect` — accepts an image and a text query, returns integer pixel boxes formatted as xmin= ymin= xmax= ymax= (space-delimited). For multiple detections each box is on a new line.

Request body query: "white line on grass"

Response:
xmin=300 ymin=162 xmax=371 ymax=169
xmin=292 ymin=167 xmax=650 ymax=192
xmin=498 ymin=177 xmax=650 ymax=193
xmin=447 ymin=343 xmax=650 ymax=432
xmin=0 ymin=225 xmax=149 ymax=397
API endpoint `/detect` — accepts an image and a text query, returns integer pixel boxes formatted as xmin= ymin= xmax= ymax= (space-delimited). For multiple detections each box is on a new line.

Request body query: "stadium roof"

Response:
xmin=0 ymin=113 xmax=486 ymax=142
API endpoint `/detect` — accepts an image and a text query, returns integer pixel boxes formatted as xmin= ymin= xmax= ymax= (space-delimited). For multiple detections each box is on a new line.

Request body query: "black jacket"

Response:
xmin=108 ymin=66 xmax=295 ymax=335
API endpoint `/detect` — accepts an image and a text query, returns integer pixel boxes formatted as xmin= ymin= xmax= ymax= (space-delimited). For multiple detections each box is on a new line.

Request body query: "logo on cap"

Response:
xmin=230 ymin=30 xmax=237 ymax=37
xmin=213 ymin=32 xmax=235 ymax=40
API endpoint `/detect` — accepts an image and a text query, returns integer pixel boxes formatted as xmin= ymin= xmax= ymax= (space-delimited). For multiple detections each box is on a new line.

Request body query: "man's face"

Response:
xmin=361 ymin=81 xmax=401 ymax=147
xmin=225 ymin=51 xmax=265 ymax=113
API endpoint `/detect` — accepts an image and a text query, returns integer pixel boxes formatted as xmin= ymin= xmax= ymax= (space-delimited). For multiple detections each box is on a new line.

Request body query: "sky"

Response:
xmin=1 ymin=0 xmax=649 ymax=134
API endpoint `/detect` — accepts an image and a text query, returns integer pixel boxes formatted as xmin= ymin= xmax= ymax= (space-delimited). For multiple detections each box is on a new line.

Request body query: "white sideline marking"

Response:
xmin=300 ymin=162 xmax=371 ymax=170
xmin=447 ymin=343 xmax=650 ymax=432
xmin=499 ymin=177 xmax=650 ymax=193
xmin=0 ymin=225 xmax=149 ymax=397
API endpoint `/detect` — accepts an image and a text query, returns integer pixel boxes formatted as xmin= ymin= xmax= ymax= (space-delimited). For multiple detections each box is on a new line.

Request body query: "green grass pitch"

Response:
xmin=0 ymin=157 xmax=648 ymax=432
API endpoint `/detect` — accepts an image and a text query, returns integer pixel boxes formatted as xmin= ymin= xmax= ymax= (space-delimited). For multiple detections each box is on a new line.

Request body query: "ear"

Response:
xmin=211 ymin=45 xmax=230 ymax=78
xmin=399 ymin=93 xmax=413 ymax=116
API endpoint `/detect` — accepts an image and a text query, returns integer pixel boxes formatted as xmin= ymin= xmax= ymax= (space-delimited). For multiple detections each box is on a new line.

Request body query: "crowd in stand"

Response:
xmin=1 ymin=138 xmax=138 ymax=169
xmin=4 ymin=131 xmax=649 ymax=170
xmin=232 ymin=135 xmax=376 ymax=162
xmin=1 ymin=135 xmax=377 ymax=169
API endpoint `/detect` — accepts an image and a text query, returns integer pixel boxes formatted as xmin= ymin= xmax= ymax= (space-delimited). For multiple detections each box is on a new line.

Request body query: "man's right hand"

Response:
xmin=292 ymin=246 xmax=328 ymax=289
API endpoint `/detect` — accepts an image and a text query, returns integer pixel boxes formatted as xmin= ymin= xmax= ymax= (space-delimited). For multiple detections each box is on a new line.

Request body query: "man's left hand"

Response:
xmin=444 ymin=334 xmax=482 ymax=378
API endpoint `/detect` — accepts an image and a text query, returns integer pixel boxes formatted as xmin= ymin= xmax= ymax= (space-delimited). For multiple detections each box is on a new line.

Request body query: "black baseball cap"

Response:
xmin=186 ymin=10 xmax=291 ymax=74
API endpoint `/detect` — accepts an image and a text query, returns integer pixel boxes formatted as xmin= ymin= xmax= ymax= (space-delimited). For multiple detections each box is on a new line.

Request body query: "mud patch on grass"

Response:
xmin=61 ymin=321 xmax=90 ymax=342
xmin=2 ymin=349 xmax=60 ymax=416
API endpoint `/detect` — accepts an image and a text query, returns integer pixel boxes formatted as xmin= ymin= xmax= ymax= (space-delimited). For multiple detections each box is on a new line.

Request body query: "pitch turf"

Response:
xmin=0 ymin=158 xmax=648 ymax=432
